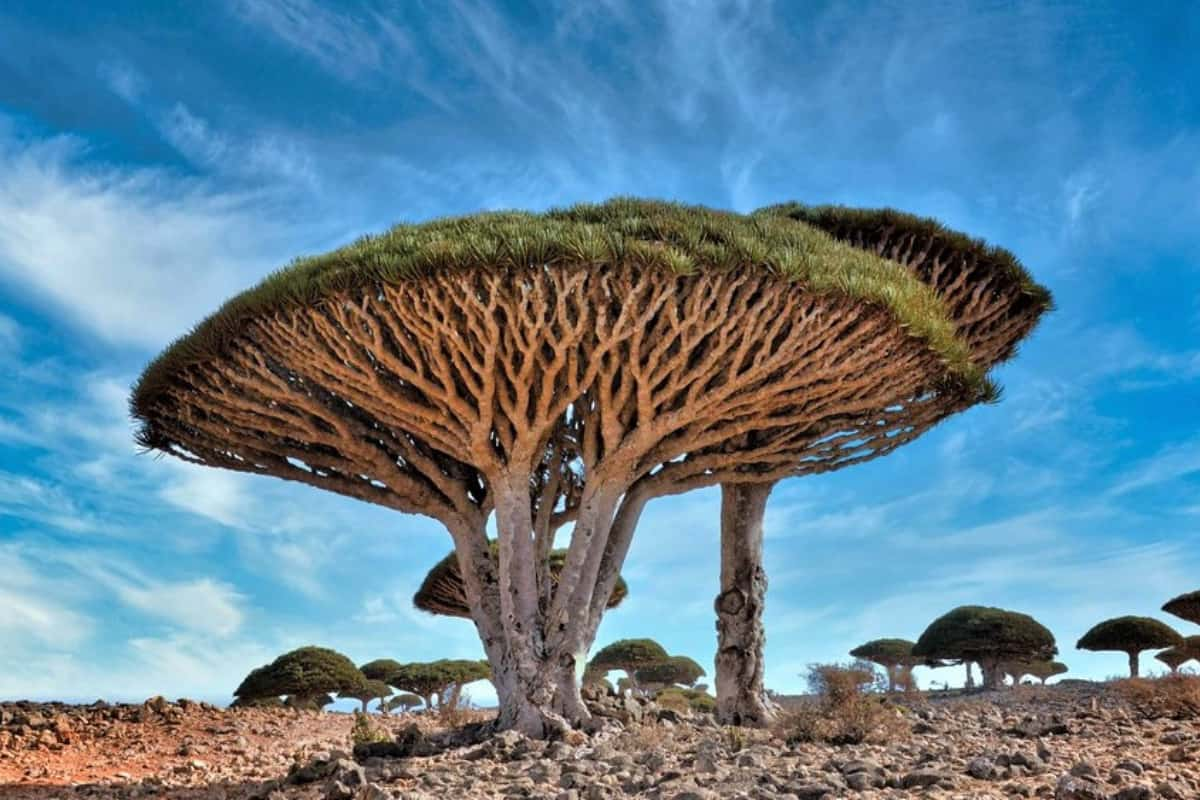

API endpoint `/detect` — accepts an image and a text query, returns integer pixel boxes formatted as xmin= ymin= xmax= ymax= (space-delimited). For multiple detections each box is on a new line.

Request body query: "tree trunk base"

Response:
xmin=715 ymin=482 xmax=778 ymax=728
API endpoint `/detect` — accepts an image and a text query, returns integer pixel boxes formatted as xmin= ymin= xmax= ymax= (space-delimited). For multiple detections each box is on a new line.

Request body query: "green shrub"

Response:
xmin=350 ymin=710 xmax=391 ymax=745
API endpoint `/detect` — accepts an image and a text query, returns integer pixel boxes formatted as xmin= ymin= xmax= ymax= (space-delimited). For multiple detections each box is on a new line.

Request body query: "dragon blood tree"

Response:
xmin=849 ymin=639 xmax=915 ymax=692
xmin=415 ymin=545 xmax=628 ymax=618
xmin=634 ymin=655 xmax=707 ymax=690
xmin=1076 ymin=616 xmax=1182 ymax=678
xmin=586 ymin=638 xmax=669 ymax=690
xmin=340 ymin=678 xmax=393 ymax=713
xmin=387 ymin=659 xmax=491 ymax=710
xmin=913 ymin=606 xmax=1057 ymax=689
xmin=1006 ymin=659 xmax=1068 ymax=685
xmin=1155 ymin=648 xmax=1189 ymax=674
xmin=705 ymin=205 xmax=1050 ymax=725
xmin=234 ymin=646 xmax=365 ymax=709
xmin=132 ymin=198 xmax=1047 ymax=736
xmin=1163 ymin=591 xmax=1200 ymax=626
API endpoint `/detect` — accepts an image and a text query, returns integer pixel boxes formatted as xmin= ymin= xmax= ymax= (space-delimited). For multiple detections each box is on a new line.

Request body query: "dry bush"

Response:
xmin=1112 ymin=675 xmax=1200 ymax=719
xmin=775 ymin=662 xmax=908 ymax=746
xmin=436 ymin=690 xmax=477 ymax=727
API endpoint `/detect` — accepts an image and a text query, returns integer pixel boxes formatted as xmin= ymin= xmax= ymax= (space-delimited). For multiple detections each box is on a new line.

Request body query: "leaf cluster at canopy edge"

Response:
xmin=132 ymin=197 xmax=1028 ymax=432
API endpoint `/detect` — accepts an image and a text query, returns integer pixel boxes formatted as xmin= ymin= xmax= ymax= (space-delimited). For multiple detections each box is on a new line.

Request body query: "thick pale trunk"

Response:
xmin=1128 ymin=651 xmax=1139 ymax=678
xmin=885 ymin=665 xmax=897 ymax=692
xmin=964 ymin=661 xmax=975 ymax=689
xmin=979 ymin=659 xmax=1002 ymax=690
xmin=449 ymin=485 xmax=608 ymax=738
xmin=715 ymin=482 xmax=777 ymax=727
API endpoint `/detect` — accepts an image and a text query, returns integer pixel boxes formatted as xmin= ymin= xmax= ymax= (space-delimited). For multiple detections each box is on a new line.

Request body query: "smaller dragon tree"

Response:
xmin=913 ymin=607 xmax=1056 ymax=690
xmin=1018 ymin=660 xmax=1069 ymax=685
xmin=586 ymin=639 xmax=669 ymax=691
xmin=339 ymin=678 xmax=393 ymax=713
xmin=414 ymin=545 xmax=628 ymax=618
xmin=385 ymin=693 xmax=424 ymax=713
xmin=849 ymin=639 xmax=915 ymax=692
xmin=357 ymin=662 xmax=405 ymax=714
xmin=361 ymin=659 xmax=405 ymax=683
xmin=233 ymin=646 xmax=365 ymax=710
xmin=1155 ymin=649 xmax=1190 ymax=674
xmin=1163 ymin=591 xmax=1200 ymax=626
xmin=387 ymin=660 xmax=491 ymax=710
xmin=634 ymin=655 xmax=707 ymax=691
xmin=1076 ymin=616 xmax=1182 ymax=678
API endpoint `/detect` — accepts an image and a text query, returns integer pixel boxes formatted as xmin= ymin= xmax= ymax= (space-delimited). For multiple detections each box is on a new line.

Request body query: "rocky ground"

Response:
xmin=2 ymin=684 xmax=1198 ymax=799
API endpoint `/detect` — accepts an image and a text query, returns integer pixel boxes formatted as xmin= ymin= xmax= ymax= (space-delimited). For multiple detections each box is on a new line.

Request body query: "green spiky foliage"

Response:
xmin=1077 ymin=616 xmax=1183 ymax=677
xmin=633 ymin=656 xmax=707 ymax=689
xmin=360 ymin=659 xmax=405 ymax=683
xmin=912 ymin=607 xmax=1056 ymax=689
xmin=588 ymin=639 xmax=670 ymax=687
xmin=754 ymin=203 xmax=1051 ymax=360
xmin=1163 ymin=591 xmax=1200 ymax=625
xmin=233 ymin=647 xmax=365 ymax=708
xmin=656 ymin=687 xmax=716 ymax=713
xmin=849 ymin=639 xmax=916 ymax=692
xmin=386 ymin=659 xmax=491 ymax=708
xmin=385 ymin=692 xmax=425 ymax=712
xmin=339 ymin=678 xmax=393 ymax=713
xmin=414 ymin=544 xmax=629 ymax=618
xmin=129 ymin=197 xmax=1040 ymax=444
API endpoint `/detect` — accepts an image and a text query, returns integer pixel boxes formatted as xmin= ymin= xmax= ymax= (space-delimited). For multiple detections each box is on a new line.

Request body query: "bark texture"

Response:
xmin=1128 ymin=651 xmax=1140 ymax=678
xmin=715 ymin=482 xmax=776 ymax=726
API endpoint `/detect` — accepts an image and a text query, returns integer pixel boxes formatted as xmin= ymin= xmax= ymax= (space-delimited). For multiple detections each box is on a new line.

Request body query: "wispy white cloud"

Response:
xmin=0 ymin=121 xmax=283 ymax=348
xmin=0 ymin=470 xmax=99 ymax=533
xmin=159 ymin=465 xmax=254 ymax=530
xmin=91 ymin=567 xmax=246 ymax=637
xmin=0 ymin=546 xmax=93 ymax=648
xmin=1110 ymin=437 xmax=1200 ymax=497
xmin=229 ymin=0 xmax=391 ymax=79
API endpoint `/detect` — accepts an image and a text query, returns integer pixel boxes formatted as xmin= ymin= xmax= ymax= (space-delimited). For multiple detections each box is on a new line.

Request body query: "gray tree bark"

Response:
xmin=1128 ymin=651 xmax=1140 ymax=678
xmin=715 ymin=482 xmax=777 ymax=727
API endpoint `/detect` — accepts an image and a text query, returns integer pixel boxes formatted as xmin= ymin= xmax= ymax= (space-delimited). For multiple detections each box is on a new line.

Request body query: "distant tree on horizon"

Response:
xmin=1006 ymin=659 xmax=1068 ymax=685
xmin=1156 ymin=648 xmax=1190 ymax=674
xmin=414 ymin=544 xmax=629 ymax=619
xmin=233 ymin=646 xmax=365 ymax=710
xmin=633 ymin=655 xmax=706 ymax=690
xmin=849 ymin=639 xmax=915 ymax=692
xmin=386 ymin=659 xmax=491 ymax=710
xmin=339 ymin=678 xmax=393 ymax=713
xmin=587 ymin=639 xmax=669 ymax=692
xmin=1077 ymin=616 xmax=1182 ymax=678
xmin=912 ymin=606 xmax=1056 ymax=690
xmin=384 ymin=692 xmax=424 ymax=713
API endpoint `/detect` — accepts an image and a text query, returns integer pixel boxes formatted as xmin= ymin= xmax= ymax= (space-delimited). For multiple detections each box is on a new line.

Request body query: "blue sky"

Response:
xmin=1 ymin=1 xmax=1199 ymax=706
